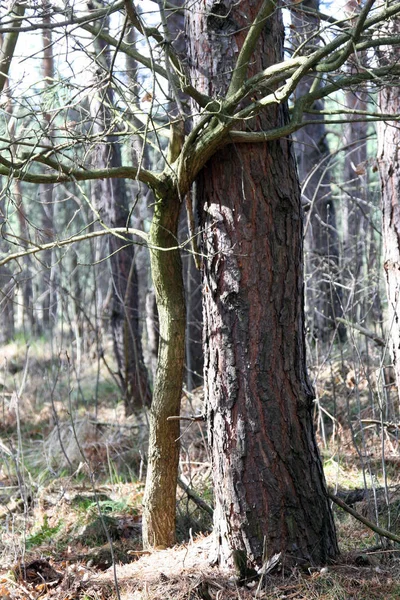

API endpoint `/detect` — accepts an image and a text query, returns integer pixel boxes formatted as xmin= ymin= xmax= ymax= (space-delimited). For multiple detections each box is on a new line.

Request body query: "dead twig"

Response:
xmin=335 ymin=317 xmax=385 ymax=347
xmin=167 ymin=414 xmax=205 ymax=422
xmin=177 ymin=476 xmax=213 ymax=517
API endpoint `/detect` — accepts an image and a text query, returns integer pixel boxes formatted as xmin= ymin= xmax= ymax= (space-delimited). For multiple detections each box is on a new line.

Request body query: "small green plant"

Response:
xmin=25 ymin=515 xmax=62 ymax=549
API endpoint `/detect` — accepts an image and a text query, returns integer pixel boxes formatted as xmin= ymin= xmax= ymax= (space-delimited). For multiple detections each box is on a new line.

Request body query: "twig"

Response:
xmin=89 ymin=419 xmax=140 ymax=429
xmin=167 ymin=414 xmax=205 ymax=422
xmin=361 ymin=419 xmax=400 ymax=431
xmin=328 ymin=492 xmax=400 ymax=544
xmin=177 ymin=477 xmax=213 ymax=517
xmin=2 ymin=577 xmax=36 ymax=600
xmin=335 ymin=317 xmax=385 ymax=347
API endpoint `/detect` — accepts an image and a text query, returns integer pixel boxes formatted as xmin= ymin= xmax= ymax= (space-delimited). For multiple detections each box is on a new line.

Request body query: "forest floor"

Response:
xmin=2 ymin=338 xmax=400 ymax=599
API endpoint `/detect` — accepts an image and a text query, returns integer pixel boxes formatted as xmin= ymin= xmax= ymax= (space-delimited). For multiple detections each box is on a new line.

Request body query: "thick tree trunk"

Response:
xmin=142 ymin=186 xmax=186 ymax=548
xmin=187 ymin=0 xmax=338 ymax=566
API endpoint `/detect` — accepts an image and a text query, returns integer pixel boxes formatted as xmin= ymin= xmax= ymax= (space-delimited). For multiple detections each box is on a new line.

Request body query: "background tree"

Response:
xmin=377 ymin=16 xmax=400 ymax=393
xmin=88 ymin=12 xmax=152 ymax=413
xmin=291 ymin=0 xmax=345 ymax=345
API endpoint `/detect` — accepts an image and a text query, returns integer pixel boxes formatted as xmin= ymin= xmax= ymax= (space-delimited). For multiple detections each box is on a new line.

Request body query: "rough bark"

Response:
xmin=187 ymin=0 xmax=338 ymax=566
xmin=142 ymin=185 xmax=186 ymax=548
xmin=377 ymin=19 xmax=400 ymax=396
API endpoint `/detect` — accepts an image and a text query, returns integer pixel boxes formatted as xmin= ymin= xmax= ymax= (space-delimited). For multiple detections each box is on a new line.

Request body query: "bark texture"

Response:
xmin=142 ymin=185 xmax=186 ymax=548
xmin=187 ymin=0 xmax=338 ymax=566
xmin=378 ymin=26 xmax=400 ymax=395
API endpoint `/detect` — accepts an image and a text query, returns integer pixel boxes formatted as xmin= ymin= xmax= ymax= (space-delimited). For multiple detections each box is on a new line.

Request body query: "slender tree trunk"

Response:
xmin=14 ymin=179 xmax=35 ymax=331
xmin=0 ymin=265 xmax=15 ymax=343
xmin=142 ymin=186 xmax=186 ymax=548
xmin=90 ymin=22 xmax=152 ymax=412
xmin=3 ymin=78 xmax=33 ymax=333
xmin=377 ymin=20 xmax=400 ymax=395
xmin=39 ymin=5 xmax=57 ymax=332
xmin=341 ymin=1 xmax=375 ymax=327
xmin=291 ymin=1 xmax=345 ymax=344
xmin=187 ymin=0 xmax=338 ymax=566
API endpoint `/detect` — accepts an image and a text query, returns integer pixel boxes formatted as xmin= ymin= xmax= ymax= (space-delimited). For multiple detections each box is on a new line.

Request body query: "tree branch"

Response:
xmin=0 ymin=227 xmax=147 ymax=269
xmin=0 ymin=162 xmax=161 ymax=189
xmin=0 ymin=0 xmax=125 ymax=34
xmin=177 ymin=476 xmax=213 ymax=517
xmin=335 ymin=318 xmax=385 ymax=347
xmin=0 ymin=1 xmax=26 ymax=94
xmin=227 ymin=0 xmax=276 ymax=98
xmin=328 ymin=493 xmax=400 ymax=545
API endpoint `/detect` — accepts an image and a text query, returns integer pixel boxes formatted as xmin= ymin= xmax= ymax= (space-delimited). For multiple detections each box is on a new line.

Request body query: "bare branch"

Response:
xmin=328 ymin=493 xmax=400 ymax=545
xmin=0 ymin=0 xmax=125 ymax=34
xmin=0 ymin=227 xmax=148 ymax=269
xmin=227 ymin=0 xmax=277 ymax=98
xmin=0 ymin=162 xmax=161 ymax=189
xmin=0 ymin=1 xmax=26 ymax=94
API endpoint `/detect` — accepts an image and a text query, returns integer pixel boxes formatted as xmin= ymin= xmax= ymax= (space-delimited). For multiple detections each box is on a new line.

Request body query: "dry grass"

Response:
xmin=2 ymin=342 xmax=400 ymax=598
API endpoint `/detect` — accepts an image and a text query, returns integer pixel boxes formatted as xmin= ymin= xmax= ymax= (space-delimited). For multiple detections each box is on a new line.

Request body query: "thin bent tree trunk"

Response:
xmin=142 ymin=185 xmax=186 ymax=548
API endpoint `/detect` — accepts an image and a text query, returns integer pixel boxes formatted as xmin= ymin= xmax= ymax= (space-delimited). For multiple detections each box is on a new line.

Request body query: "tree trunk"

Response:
xmin=90 ymin=22 xmax=152 ymax=412
xmin=187 ymin=0 xmax=338 ymax=566
xmin=142 ymin=185 xmax=186 ymax=548
xmin=0 ymin=265 xmax=15 ymax=343
xmin=291 ymin=1 xmax=345 ymax=344
xmin=39 ymin=6 xmax=56 ymax=332
xmin=377 ymin=21 xmax=400 ymax=395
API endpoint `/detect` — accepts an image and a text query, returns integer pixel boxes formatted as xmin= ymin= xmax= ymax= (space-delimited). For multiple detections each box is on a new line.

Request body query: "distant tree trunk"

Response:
xmin=90 ymin=22 xmax=151 ymax=413
xmin=341 ymin=86 xmax=370 ymax=312
xmin=291 ymin=0 xmax=345 ymax=344
xmin=167 ymin=0 xmax=204 ymax=391
xmin=0 ymin=265 xmax=15 ymax=343
xmin=187 ymin=0 xmax=338 ymax=566
xmin=3 ymin=79 xmax=34 ymax=333
xmin=145 ymin=289 xmax=159 ymax=381
xmin=142 ymin=186 xmax=186 ymax=548
xmin=341 ymin=2 xmax=378 ymax=328
xmin=38 ymin=6 xmax=56 ymax=332
xmin=377 ymin=20 xmax=400 ymax=394
xmin=13 ymin=179 xmax=35 ymax=331
xmin=182 ymin=239 xmax=203 ymax=390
